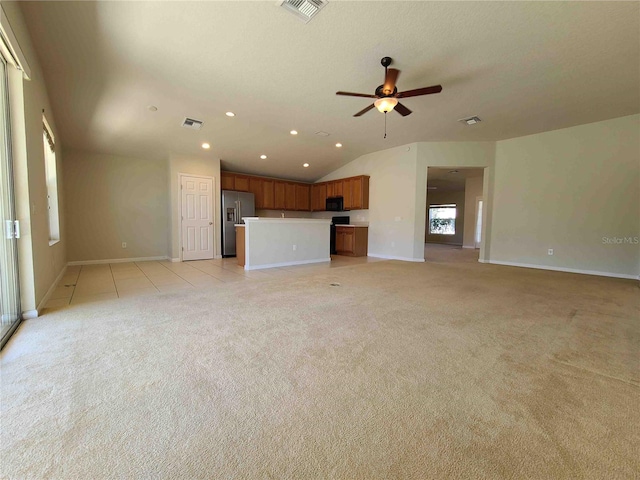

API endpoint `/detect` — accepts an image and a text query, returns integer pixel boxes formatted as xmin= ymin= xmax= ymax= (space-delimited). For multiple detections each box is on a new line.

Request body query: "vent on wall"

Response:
xmin=181 ymin=118 xmax=204 ymax=130
xmin=280 ymin=0 xmax=327 ymax=23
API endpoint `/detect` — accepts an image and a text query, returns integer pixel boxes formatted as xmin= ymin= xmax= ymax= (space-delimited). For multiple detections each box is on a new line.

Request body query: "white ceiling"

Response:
xmin=19 ymin=1 xmax=640 ymax=182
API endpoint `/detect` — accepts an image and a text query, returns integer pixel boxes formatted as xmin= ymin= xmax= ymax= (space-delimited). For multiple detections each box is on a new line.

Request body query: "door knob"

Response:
xmin=209 ymin=222 xmax=213 ymax=225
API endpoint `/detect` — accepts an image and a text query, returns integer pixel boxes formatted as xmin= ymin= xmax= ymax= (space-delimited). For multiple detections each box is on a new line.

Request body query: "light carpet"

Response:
xmin=1 ymin=257 xmax=638 ymax=479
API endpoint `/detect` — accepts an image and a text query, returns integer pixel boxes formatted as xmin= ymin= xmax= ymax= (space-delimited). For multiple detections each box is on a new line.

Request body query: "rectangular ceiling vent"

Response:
xmin=181 ymin=117 xmax=204 ymax=130
xmin=280 ymin=0 xmax=327 ymax=24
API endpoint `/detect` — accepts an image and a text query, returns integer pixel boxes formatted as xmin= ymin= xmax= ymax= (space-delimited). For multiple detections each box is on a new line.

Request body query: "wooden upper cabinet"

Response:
xmin=351 ymin=175 xmax=370 ymax=210
xmin=326 ymin=181 xmax=335 ymax=198
xmin=221 ymin=172 xmax=235 ymax=191
xmin=342 ymin=178 xmax=353 ymax=210
xmin=234 ymin=175 xmax=250 ymax=192
xmin=295 ymin=184 xmax=310 ymax=211
xmin=333 ymin=180 xmax=343 ymax=197
xmin=220 ymin=172 xmax=369 ymax=212
xmin=262 ymin=179 xmax=275 ymax=210
xmin=248 ymin=177 xmax=263 ymax=208
xmin=311 ymin=183 xmax=327 ymax=211
xmin=284 ymin=182 xmax=296 ymax=210
xmin=274 ymin=181 xmax=286 ymax=209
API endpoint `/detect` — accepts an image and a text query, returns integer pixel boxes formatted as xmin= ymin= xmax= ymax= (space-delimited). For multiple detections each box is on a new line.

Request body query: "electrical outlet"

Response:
xmin=122 ymin=242 xmax=127 ymax=249
xmin=292 ymin=244 xmax=297 ymax=251
xmin=548 ymin=248 xmax=553 ymax=255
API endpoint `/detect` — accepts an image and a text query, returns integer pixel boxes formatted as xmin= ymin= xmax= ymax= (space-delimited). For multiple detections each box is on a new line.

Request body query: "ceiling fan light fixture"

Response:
xmin=374 ymin=97 xmax=398 ymax=113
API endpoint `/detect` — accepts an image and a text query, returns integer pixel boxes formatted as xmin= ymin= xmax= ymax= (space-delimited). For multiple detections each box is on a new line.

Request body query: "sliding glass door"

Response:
xmin=0 ymin=54 xmax=21 ymax=347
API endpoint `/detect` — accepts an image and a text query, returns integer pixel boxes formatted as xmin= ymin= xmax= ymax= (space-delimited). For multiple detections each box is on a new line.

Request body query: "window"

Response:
xmin=429 ymin=204 xmax=456 ymax=235
xmin=42 ymin=115 xmax=59 ymax=244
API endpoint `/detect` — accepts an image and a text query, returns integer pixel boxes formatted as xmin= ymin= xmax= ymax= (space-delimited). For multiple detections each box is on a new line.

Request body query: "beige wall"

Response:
xmin=426 ymin=190 xmax=466 ymax=246
xmin=462 ymin=175 xmax=483 ymax=248
xmin=3 ymin=2 xmax=66 ymax=313
xmin=64 ymin=150 xmax=169 ymax=262
xmin=490 ymin=114 xmax=639 ymax=278
xmin=169 ymin=154 xmax=221 ymax=260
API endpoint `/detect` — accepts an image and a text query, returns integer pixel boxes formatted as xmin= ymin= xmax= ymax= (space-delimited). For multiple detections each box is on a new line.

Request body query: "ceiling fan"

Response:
xmin=336 ymin=57 xmax=442 ymax=117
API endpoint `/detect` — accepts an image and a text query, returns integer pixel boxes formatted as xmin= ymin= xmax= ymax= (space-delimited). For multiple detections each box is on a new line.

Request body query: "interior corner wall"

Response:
xmin=63 ymin=150 xmax=169 ymax=262
xmin=462 ymin=175 xmax=483 ymax=248
xmin=490 ymin=114 xmax=640 ymax=278
xmin=317 ymin=144 xmax=422 ymax=261
xmin=417 ymin=142 xmax=496 ymax=261
xmin=169 ymin=154 xmax=221 ymax=260
xmin=3 ymin=2 xmax=66 ymax=313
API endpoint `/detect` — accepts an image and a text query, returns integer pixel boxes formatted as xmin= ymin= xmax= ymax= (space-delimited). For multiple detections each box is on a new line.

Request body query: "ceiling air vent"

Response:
xmin=280 ymin=0 xmax=327 ymax=23
xmin=181 ymin=117 xmax=204 ymax=130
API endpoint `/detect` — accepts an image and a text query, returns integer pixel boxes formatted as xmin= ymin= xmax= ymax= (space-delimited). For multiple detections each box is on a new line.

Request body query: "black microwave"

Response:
xmin=326 ymin=196 xmax=345 ymax=211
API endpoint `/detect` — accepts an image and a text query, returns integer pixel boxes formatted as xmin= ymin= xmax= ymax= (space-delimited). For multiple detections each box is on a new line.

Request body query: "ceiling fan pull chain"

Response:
xmin=384 ymin=111 xmax=387 ymax=139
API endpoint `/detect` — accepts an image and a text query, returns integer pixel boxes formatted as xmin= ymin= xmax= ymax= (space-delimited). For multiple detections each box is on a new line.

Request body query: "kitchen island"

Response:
xmin=236 ymin=217 xmax=331 ymax=270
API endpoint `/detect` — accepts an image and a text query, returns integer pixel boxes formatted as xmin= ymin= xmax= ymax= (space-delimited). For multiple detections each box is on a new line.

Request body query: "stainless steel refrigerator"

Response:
xmin=221 ymin=190 xmax=255 ymax=257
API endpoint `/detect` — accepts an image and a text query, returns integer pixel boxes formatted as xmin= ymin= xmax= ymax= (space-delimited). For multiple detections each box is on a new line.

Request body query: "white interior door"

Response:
xmin=181 ymin=175 xmax=214 ymax=261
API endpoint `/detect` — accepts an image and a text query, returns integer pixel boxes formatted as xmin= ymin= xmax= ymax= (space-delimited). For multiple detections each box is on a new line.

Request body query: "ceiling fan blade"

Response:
xmin=382 ymin=68 xmax=400 ymax=95
xmin=394 ymin=102 xmax=412 ymax=116
xmin=354 ymin=104 xmax=375 ymax=117
xmin=336 ymin=91 xmax=377 ymax=98
xmin=397 ymin=85 xmax=443 ymax=98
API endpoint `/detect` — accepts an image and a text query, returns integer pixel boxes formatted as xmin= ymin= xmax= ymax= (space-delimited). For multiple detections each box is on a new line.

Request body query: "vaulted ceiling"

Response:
xmin=19 ymin=1 xmax=640 ymax=181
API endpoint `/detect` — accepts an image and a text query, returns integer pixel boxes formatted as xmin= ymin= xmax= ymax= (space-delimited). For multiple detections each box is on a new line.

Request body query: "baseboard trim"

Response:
xmin=35 ymin=264 xmax=68 ymax=315
xmin=367 ymin=253 xmax=425 ymax=263
xmin=22 ymin=310 xmax=38 ymax=319
xmin=170 ymin=258 xmax=181 ymax=263
xmin=68 ymin=256 xmax=169 ymax=266
xmin=487 ymin=260 xmax=638 ymax=280
xmin=245 ymin=258 xmax=331 ymax=270
xmin=462 ymin=246 xmax=477 ymax=249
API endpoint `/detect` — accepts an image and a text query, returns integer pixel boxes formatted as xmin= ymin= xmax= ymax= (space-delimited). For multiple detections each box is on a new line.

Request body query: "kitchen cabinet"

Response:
xmin=235 ymin=226 xmax=245 ymax=267
xmin=350 ymin=175 xmax=369 ymax=209
xmin=342 ymin=178 xmax=352 ymax=210
xmin=248 ymin=177 xmax=263 ymax=208
xmin=262 ymin=179 xmax=275 ymax=210
xmin=234 ymin=175 xmax=250 ymax=192
xmin=221 ymin=172 xmax=235 ymax=191
xmin=295 ymin=184 xmax=310 ymax=211
xmin=285 ymin=182 xmax=296 ymax=210
xmin=311 ymin=183 xmax=327 ymax=211
xmin=335 ymin=226 xmax=368 ymax=257
xmin=220 ymin=172 xmax=369 ymax=212
xmin=274 ymin=181 xmax=286 ymax=209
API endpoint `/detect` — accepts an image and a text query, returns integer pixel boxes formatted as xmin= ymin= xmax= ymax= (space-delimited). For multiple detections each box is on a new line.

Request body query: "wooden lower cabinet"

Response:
xmin=235 ymin=226 xmax=245 ymax=267
xmin=335 ymin=226 xmax=368 ymax=257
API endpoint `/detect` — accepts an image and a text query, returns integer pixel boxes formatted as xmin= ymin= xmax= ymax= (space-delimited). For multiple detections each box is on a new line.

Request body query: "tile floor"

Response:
xmin=44 ymin=255 xmax=385 ymax=312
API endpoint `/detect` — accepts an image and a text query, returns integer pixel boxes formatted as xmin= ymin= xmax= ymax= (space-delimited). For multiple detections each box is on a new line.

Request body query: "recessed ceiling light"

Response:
xmin=225 ymin=112 xmax=235 ymax=117
xmin=290 ymin=130 xmax=298 ymax=135
xmin=147 ymin=105 xmax=158 ymax=112
xmin=303 ymin=163 xmax=310 ymax=168
xmin=260 ymin=155 xmax=267 ymax=160
xmin=201 ymin=143 xmax=210 ymax=149
xmin=335 ymin=143 xmax=342 ymax=148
